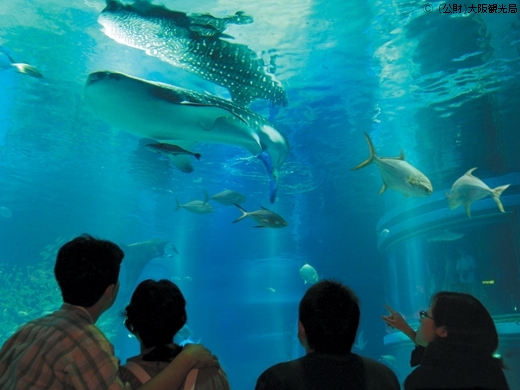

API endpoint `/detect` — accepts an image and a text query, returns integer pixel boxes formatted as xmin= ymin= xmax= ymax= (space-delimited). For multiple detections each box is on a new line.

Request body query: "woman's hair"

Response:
xmin=430 ymin=291 xmax=500 ymax=359
xmin=124 ymin=279 xmax=187 ymax=357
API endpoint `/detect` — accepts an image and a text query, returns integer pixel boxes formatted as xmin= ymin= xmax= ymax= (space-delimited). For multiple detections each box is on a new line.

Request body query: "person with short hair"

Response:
xmin=383 ymin=291 xmax=510 ymax=389
xmin=120 ymin=279 xmax=230 ymax=390
xmin=255 ymin=280 xmax=400 ymax=390
xmin=0 ymin=234 xmax=218 ymax=389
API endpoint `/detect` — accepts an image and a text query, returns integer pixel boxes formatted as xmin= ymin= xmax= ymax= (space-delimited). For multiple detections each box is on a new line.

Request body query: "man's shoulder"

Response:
xmin=359 ymin=355 xmax=400 ymax=390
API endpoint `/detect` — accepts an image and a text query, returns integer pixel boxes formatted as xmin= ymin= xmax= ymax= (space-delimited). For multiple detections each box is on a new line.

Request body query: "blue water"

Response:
xmin=1 ymin=0 xmax=520 ymax=388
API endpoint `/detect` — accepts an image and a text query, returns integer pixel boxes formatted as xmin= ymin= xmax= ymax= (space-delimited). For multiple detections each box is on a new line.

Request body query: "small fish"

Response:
xmin=378 ymin=229 xmax=389 ymax=238
xmin=299 ymin=264 xmax=319 ymax=285
xmin=164 ymin=242 xmax=179 ymax=256
xmin=203 ymin=189 xmax=247 ymax=206
xmin=177 ymin=324 xmax=193 ymax=340
xmin=380 ymin=355 xmax=397 ymax=367
xmin=446 ymin=168 xmax=510 ymax=217
xmin=232 ymin=204 xmax=287 ymax=228
xmin=353 ymin=329 xmax=368 ymax=351
xmin=351 ymin=132 xmax=433 ymax=197
xmin=0 ymin=207 xmax=12 ymax=218
xmin=426 ymin=230 xmax=464 ymax=242
xmin=145 ymin=143 xmax=201 ymax=173
xmin=175 ymin=198 xmax=214 ymax=214
xmin=0 ymin=47 xmax=43 ymax=78
xmin=266 ymin=287 xmax=276 ymax=293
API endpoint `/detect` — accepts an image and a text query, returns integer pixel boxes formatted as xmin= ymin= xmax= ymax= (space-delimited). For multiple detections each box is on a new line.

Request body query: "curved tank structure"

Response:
xmin=379 ymin=172 xmax=520 ymax=386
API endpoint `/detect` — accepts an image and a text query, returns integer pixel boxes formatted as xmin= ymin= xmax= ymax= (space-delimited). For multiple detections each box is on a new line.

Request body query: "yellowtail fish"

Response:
xmin=232 ymin=204 xmax=287 ymax=228
xmin=351 ymin=132 xmax=433 ymax=197
xmin=175 ymin=199 xmax=214 ymax=214
xmin=446 ymin=168 xmax=510 ymax=217
xmin=203 ymin=190 xmax=247 ymax=206
xmin=98 ymin=0 xmax=287 ymax=106
xmin=145 ymin=143 xmax=201 ymax=172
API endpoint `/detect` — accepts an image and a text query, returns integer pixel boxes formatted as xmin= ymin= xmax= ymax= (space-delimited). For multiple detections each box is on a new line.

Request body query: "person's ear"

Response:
xmin=104 ymin=282 xmax=118 ymax=301
xmin=436 ymin=325 xmax=448 ymax=338
xmin=297 ymin=321 xmax=306 ymax=339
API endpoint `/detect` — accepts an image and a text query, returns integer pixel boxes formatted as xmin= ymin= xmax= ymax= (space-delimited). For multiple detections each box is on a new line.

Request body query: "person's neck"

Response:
xmin=84 ymin=304 xmax=105 ymax=323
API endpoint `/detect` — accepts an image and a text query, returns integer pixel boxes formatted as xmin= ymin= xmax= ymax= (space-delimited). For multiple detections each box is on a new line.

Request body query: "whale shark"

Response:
xmin=84 ymin=71 xmax=289 ymax=202
xmin=98 ymin=0 xmax=287 ymax=107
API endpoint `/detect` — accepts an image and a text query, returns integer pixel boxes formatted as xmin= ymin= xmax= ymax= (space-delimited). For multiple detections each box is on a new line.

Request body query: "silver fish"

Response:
xmin=203 ymin=189 xmax=247 ymax=206
xmin=175 ymin=199 xmax=214 ymax=214
xmin=232 ymin=204 xmax=287 ymax=228
xmin=351 ymin=132 xmax=433 ymax=197
xmin=84 ymin=71 xmax=289 ymax=203
xmin=98 ymin=0 xmax=287 ymax=106
xmin=0 ymin=46 xmax=42 ymax=78
xmin=446 ymin=168 xmax=510 ymax=217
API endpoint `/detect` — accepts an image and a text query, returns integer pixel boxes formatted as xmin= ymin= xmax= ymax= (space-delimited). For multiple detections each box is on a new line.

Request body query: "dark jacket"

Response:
xmin=405 ymin=345 xmax=509 ymax=390
xmin=255 ymin=352 xmax=400 ymax=390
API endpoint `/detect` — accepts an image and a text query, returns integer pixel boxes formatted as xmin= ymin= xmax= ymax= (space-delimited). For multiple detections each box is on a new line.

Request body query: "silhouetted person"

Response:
xmin=256 ymin=280 xmax=399 ymax=390
xmin=0 ymin=234 xmax=217 ymax=389
xmin=383 ymin=292 xmax=509 ymax=389
xmin=120 ymin=279 xmax=230 ymax=390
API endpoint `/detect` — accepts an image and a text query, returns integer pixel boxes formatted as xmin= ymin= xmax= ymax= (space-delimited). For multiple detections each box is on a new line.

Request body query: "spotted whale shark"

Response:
xmin=84 ymin=71 xmax=289 ymax=203
xmin=98 ymin=0 xmax=287 ymax=107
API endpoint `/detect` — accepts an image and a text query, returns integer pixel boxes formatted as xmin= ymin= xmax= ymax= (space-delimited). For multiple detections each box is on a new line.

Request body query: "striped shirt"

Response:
xmin=0 ymin=303 xmax=127 ymax=389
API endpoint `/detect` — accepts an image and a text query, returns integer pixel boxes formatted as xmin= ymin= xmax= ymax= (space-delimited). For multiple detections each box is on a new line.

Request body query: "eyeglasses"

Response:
xmin=419 ymin=310 xmax=434 ymax=320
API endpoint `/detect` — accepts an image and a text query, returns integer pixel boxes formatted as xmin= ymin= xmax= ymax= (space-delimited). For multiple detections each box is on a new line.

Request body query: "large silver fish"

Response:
xmin=351 ymin=132 xmax=433 ymax=197
xmin=446 ymin=168 xmax=510 ymax=217
xmin=233 ymin=204 xmax=287 ymax=228
xmin=98 ymin=0 xmax=287 ymax=107
xmin=203 ymin=189 xmax=247 ymax=206
xmin=0 ymin=46 xmax=43 ymax=78
xmin=175 ymin=199 xmax=214 ymax=214
xmin=84 ymin=71 xmax=289 ymax=202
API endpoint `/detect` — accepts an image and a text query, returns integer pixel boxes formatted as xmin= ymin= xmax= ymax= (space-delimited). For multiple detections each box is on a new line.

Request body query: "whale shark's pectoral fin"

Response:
xmin=168 ymin=154 xmax=194 ymax=173
xmin=378 ymin=182 xmax=387 ymax=195
xmin=257 ymin=151 xmax=278 ymax=203
xmin=198 ymin=114 xmax=249 ymax=131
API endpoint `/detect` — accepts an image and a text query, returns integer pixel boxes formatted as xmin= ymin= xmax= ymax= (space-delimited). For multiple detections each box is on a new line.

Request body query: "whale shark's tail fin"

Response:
xmin=257 ymin=151 xmax=278 ymax=203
